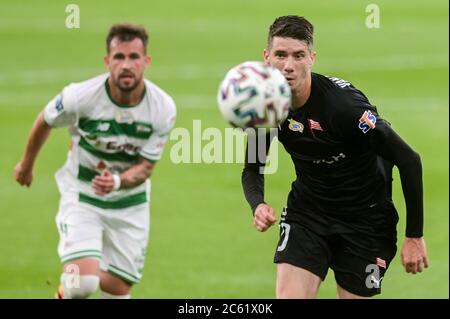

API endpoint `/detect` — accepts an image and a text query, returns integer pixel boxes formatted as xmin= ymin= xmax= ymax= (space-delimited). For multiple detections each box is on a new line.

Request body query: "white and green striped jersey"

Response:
xmin=44 ymin=73 xmax=176 ymax=209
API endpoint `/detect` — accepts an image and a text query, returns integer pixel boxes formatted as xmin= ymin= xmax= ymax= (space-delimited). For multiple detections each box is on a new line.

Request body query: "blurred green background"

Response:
xmin=0 ymin=0 xmax=447 ymax=298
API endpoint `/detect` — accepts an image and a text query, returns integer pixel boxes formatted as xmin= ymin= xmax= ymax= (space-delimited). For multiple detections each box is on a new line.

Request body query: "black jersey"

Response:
xmin=242 ymin=73 xmax=423 ymax=237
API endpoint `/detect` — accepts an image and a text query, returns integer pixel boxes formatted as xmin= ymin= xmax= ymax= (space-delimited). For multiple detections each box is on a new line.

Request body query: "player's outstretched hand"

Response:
xmin=92 ymin=170 xmax=115 ymax=196
xmin=401 ymin=237 xmax=429 ymax=274
xmin=254 ymin=203 xmax=277 ymax=232
xmin=14 ymin=162 xmax=33 ymax=187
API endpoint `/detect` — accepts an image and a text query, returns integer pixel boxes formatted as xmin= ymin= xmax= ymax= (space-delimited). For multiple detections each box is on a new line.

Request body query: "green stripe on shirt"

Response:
xmin=78 ymin=165 xmax=99 ymax=182
xmin=79 ymin=192 xmax=147 ymax=209
xmin=78 ymin=118 xmax=153 ymax=139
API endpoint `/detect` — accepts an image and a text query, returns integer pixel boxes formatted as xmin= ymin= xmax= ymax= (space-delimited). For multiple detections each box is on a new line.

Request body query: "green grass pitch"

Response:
xmin=0 ymin=0 xmax=447 ymax=298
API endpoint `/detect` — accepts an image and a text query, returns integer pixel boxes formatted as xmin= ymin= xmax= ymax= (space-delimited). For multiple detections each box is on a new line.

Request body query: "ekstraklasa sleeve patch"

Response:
xmin=358 ymin=110 xmax=377 ymax=134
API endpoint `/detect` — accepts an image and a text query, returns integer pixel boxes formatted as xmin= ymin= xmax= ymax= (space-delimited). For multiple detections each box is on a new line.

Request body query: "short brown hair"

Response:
xmin=106 ymin=23 xmax=149 ymax=54
xmin=267 ymin=16 xmax=314 ymax=50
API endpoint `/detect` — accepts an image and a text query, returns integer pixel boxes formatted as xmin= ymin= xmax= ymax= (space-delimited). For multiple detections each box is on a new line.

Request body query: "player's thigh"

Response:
xmin=276 ymin=263 xmax=321 ymax=299
xmin=274 ymin=220 xmax=330 ymax=298
xmin=336 ymin=284 xmax=371 ymax=299
xmin=100 ymin=203 xmax=150 ymax=289
xmin=331 ymin=232 xmax=397 ymax=298
xmin=56 ymin=195 xmax=103 ymax=265
xmin=330 ymin=202 xmax=398 ymax=297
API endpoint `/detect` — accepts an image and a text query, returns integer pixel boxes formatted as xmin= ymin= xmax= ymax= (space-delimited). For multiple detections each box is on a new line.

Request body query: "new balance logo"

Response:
xmin=96 ymin=123 xmax=111 ymax=132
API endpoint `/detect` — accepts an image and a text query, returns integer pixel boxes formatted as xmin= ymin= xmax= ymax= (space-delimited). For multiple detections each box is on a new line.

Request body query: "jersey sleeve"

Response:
xmin=328 ymin=88 xmax=384 ymax=144
xmin=331 ymin=89 xmax=424 ymax=237
xmin=241 ymin=132 xmax=275 ymax=214
xmin=139 ymin=98 xmax=176 ymax=163
xmin=43 ymin=84 xmax=79 ymax=128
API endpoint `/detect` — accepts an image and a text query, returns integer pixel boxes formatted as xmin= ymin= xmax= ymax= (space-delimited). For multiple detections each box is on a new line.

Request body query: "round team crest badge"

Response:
xmin=115 ymin=110 xmax=134 ymax=124
xmin=288 ymin=119 xmax=304 ymax=132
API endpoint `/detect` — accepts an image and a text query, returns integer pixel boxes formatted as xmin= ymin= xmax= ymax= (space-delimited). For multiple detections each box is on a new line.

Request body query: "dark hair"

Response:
xmin=106 ymin=23 xmax=149 ymax=54
xmin=268 ymin=15 xmax=314 ymax=49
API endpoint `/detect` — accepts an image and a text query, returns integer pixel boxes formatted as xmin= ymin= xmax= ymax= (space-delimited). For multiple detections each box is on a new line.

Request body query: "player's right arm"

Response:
xmin=253 ymin=203 xmax=277 ymax=232
xmin=14 ymin=112 xmax=52 ymax=187
xmin=15 ymin=85 xmax=78 ymax=187
xmin=241 ymin=132 xmax=277 ymax=232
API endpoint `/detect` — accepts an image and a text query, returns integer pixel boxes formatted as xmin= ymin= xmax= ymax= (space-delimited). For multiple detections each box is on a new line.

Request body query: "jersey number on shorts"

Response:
xmin=277 ymin=222 xmax=291 ymax=252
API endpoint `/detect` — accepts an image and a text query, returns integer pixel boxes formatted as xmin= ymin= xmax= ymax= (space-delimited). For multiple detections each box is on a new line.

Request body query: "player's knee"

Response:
xmin=276 ymin=278 xmax=298 ymax=298
xmin=100 ymin=290 xmax=131 ymax=299
xmin=276 ymin=272 xmax=319 ymax=298
xmin=276 ymin=281 xmax=298 ymax=299
xmin=276 ymin=283 xmax=317 ymax=299
xmin=62 ymin=274 xmax=100 ymax=299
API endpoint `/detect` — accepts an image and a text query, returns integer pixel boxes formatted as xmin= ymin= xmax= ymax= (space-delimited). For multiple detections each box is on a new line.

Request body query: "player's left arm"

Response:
xmin=332 ymin=90 xmax=428 ymax=275
xmin=119 ymin=158 xmax=155 ymax=189
xmin=91 ymin=158 xmax=155 ymax=195
xmin=370 ymin=120 xmax=429 ymax=274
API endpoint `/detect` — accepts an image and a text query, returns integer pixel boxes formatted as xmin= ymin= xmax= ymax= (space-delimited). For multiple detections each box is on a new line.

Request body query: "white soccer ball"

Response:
xmin=217 ymin=61 xmax=291 ymax=129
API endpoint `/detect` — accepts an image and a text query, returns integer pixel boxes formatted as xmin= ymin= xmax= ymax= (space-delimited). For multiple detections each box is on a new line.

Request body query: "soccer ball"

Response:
xmin=217 ymin=61 xmax=291 ymax=129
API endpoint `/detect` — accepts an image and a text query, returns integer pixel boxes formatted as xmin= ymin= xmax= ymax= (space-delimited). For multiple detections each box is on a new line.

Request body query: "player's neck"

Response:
xmin=291 ymin=75 xmax=312 ymax=110
xmin=108 ymin=79 xmax=145 ymax=107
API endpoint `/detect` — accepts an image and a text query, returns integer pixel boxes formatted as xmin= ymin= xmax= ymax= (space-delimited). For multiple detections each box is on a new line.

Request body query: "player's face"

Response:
xmin=264 ymin=37 xmax=316 ymax=92
xmin=104 ymin=38 xmax=151 ymax=92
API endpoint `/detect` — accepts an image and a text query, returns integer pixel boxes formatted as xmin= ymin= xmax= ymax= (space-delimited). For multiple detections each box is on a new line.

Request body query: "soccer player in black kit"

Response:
xmin=242 ymin=16 xmax=429 ymax=298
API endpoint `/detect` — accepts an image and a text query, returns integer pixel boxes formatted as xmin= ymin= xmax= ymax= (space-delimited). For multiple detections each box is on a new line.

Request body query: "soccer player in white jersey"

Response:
xmin=14 ymin=24 xmax=176 ymax=299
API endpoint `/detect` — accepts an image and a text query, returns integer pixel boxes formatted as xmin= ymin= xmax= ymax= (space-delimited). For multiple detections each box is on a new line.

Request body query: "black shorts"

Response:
xmin=274 ymin=206 xmax=398 ymax=297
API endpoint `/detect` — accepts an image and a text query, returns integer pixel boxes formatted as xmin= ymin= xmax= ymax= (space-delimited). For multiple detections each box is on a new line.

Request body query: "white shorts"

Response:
xmin=55 ymin=192 xmax=150 ymax=284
